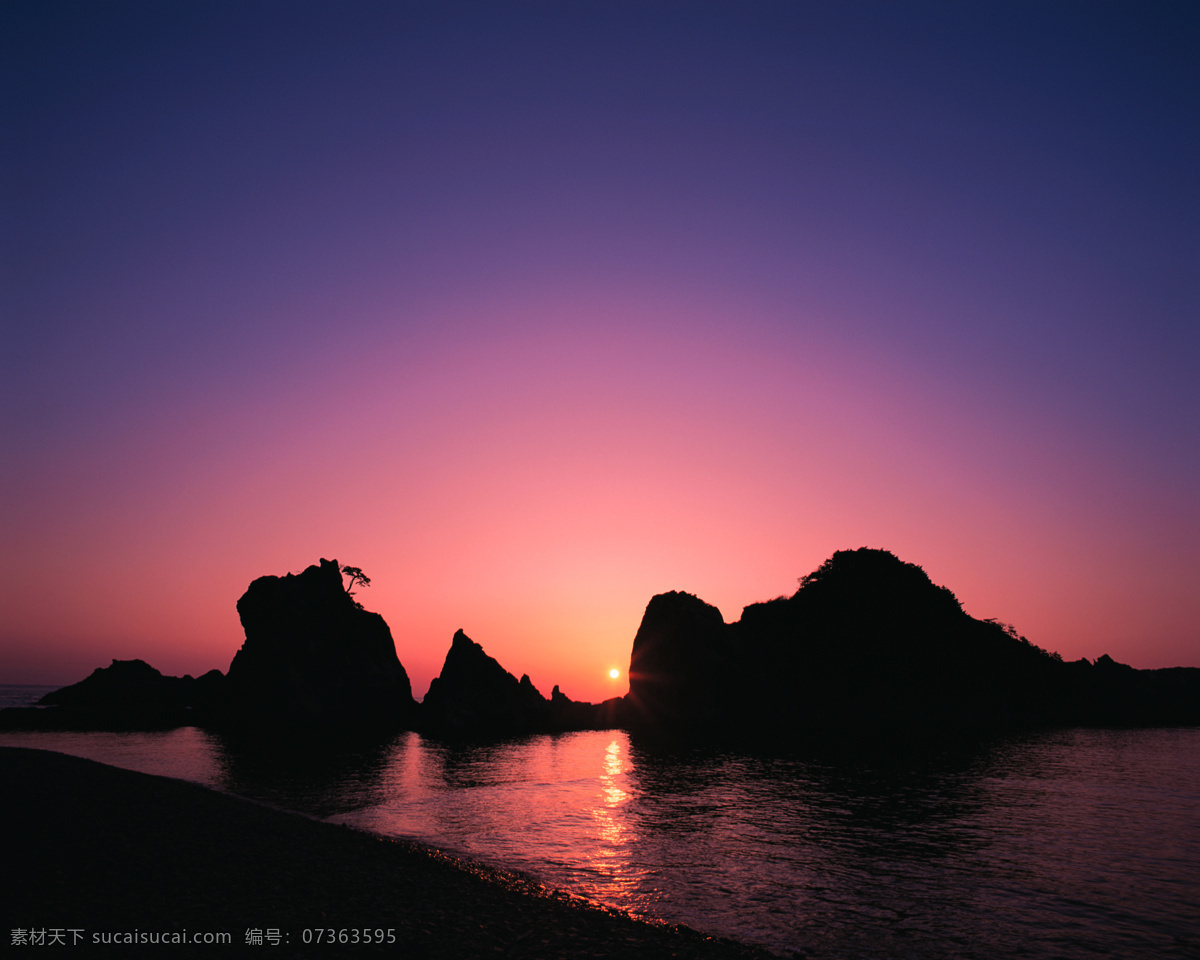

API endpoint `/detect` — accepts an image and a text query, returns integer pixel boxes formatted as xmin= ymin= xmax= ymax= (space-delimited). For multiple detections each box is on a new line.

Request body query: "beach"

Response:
xmin=2 ymin=747 xmax=775 ymax=959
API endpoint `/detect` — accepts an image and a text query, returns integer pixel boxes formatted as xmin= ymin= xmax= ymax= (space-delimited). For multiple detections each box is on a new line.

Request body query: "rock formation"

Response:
xmin=420 ymin=629 xmax=552 ymax=736
xmin=0 ymin=659 xmax=225 ymax=730
xmin=620 ymin=547 xmax=1200 ymax=740
xmin=417 ymin=629 xmax=629 ymax=736
xmin=550 ymin=685 xmax=627 ymax=731
xmin=6 ymin=548 xmax=1196 ymax=739
xmin=724 ymin=547 xmax=1058 ymax=737
xmin=223 ymin=558 xmax=416 ymax=730
xmin=625 ymin=591 xmax=729 ymax=729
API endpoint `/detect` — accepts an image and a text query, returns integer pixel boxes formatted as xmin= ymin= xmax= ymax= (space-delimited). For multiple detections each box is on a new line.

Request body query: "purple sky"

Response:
xmin=2 ymin=2 xmax=1197 ymax=700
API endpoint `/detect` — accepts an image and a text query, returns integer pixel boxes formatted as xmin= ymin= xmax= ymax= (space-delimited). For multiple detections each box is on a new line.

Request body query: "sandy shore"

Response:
xmin=2 ymin=747 xmax=778 ymax=958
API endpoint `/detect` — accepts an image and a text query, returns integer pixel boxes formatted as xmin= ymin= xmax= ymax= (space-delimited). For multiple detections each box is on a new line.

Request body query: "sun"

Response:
xmin=609 ymin=668 xmax=620 ymax=680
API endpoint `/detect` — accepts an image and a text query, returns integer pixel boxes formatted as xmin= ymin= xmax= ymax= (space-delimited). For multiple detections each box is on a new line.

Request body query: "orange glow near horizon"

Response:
xmin=2 ymin=309 xmax=1198 ymax=702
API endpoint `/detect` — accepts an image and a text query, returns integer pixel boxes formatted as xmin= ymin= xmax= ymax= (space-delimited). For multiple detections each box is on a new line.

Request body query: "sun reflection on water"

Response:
xmin=591 ymin=738 xmax=633 ymax=877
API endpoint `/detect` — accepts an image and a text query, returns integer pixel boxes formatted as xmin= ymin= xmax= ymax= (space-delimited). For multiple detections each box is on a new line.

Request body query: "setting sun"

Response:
xmin=609 ymin=668 xmax=620 ymax=680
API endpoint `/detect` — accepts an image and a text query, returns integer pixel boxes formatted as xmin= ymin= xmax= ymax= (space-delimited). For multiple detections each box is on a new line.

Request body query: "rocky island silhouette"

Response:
xmin=5 ymin=549 xmax=1198 ymax=739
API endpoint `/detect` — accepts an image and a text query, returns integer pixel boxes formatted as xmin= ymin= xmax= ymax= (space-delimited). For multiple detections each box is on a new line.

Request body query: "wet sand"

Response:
xmin=2 ymin=747 xmax=778 ymax=958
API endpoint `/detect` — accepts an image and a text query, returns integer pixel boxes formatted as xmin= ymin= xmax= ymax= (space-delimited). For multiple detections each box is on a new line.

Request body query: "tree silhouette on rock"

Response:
xmin=341 ymin=565 xmax=371 ymax=606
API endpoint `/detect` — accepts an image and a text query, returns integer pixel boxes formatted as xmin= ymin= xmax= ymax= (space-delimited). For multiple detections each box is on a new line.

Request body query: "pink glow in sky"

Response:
xmin=2 ymin=3 xmax=1197 ymax=700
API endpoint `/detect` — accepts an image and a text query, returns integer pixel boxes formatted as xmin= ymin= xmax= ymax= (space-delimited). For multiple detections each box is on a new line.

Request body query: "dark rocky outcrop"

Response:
xmin=222 ymin=558 xmax=417 ymax=731
xmin=0 ymin=659 xmax=225 ymax=730
xmin=622 ymin=547 xmax=1200 ymax=741
xmin=420 ymin=630 xmax=552 ymax=736
xmin=1053 ymin=655 xmax=1200 ymax=727
xmin=725 ymin=547 xmax=1065 ymax=738
xmin=551 ymin=685 xmax=627 ymax=732
xmin=625 ymin=591 xmax=730 ymax=729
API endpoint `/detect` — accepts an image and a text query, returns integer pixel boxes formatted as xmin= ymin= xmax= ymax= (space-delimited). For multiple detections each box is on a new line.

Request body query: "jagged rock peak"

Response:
xmin=437 ymin=629 xmax=532 ymax=685
xmin=421 ymin=629 xmax=550 ymax=734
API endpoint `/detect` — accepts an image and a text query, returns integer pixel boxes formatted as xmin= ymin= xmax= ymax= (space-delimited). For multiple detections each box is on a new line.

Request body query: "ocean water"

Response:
xmin=1 ymin=722 xmax=1196 ymax=959
xmin=0 ymin=684 xmax=59 ymax=710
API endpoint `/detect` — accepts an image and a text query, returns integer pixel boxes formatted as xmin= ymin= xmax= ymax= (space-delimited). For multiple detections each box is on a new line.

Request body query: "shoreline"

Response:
xmin=2 ymin=747 xmax=777 ymax=958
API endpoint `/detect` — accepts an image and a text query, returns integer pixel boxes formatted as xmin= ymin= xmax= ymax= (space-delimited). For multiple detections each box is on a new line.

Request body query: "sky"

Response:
xmin=2 ymin=1 xmax=1197 ymax=702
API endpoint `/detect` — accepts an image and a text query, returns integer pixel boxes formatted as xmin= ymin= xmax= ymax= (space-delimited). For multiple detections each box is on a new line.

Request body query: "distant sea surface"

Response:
xmin=2 ymin=715 xmax=1196 ymax=959
xmin=0 ymin=684 xmax=59 ymax=710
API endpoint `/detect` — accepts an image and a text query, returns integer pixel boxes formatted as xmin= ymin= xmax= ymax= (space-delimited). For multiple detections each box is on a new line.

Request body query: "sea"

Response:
xmin=2 ymin=683 xmax=1197 ymax=959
